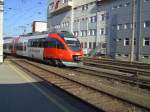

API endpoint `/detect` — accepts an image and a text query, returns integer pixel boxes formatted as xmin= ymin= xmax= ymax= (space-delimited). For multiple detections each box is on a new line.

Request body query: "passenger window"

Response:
xmin=56 ymin=40 xmax=65 ymax=49
xmin=46 ymin=38 xmax=65 ymax=49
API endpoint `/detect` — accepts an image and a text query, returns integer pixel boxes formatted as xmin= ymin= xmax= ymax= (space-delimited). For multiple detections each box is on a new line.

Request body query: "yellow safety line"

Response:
xmin=8 ymin=63 xmax=70 ymax=112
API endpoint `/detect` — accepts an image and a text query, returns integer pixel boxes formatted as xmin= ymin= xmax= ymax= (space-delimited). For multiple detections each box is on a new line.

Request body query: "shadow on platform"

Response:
xmin=0 ymin=81 xmax=102 ymax=112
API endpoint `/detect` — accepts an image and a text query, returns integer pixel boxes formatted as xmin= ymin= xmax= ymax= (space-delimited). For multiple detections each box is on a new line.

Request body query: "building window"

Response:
xmin=112 ymin=5 xmax=117 ymax=9
xmin=66 ymin=22 xmax=69 ymax=27
xmin=123 ymin=54 xmax=129 ymax=57
xmin=82 ymin=6 xmax=84 ymax=10
xmin=92 ymin=29 xmax=96 ymax=36
xmin=101 ymin=14 xmax=105 ymax=21
xmin=89 ymin=29 xmax=96 ymax=36
xmin=143 ymin=37 xmax=150 ymax=46
xmin=81 ymin=42 xmax=83 ymax=48
xmin=74 ymin=31 xmax=78 ymax=37
xmin=116 ymin=38 xmax=121 ymax=42
xmin=89 ymin=16 xmax=97 ymax=23
xmin=116 ymin=54 xmax=121 ymax=56
xmin=83 ymin=30 xmax=87 ymax=36
xmin=124 ymin=23 xmax=130 ymax=29
xmin=80 ymin=31 xmax=83 ymax=37
xmin=106 ymin=13 xmax=109 ymax=20
xmin=105 ymin=27 xmax=108 ymax=35
xmin=124 ymin=2 xmax=130 ymax=7
xmin=117 ymin=24 xmax=122 ymax=30
xmin=100 ymin=28 xmax=104 ymax=35
xmin=82 ymin=4 xmax=88 ymax=11
xmin=84 ymin=42 xmax=87 ymax=48
xmin=102 ymin=43 xmax=107 ymax=48
xmin=80 ymin=30 xmax=87 ymax=37
xmin=144 ymin=0 xmax=150 ymax=2
xmin=89 ymin=42 xmax=92 ymax=49
xmin=117 ymin=4 xmax=122 ymax=8
xmin=134 ymin=38 xmax=136 ymax=45
xmin=93 ymin=42 xmax=96 ymax=49
xmin=63 ymin=0 xmax=69 ymax=3
xmin=144 ymin=21 xmax=150 ymax=28
xmin=112 ymin=25 xmax=117 ymax=30
xmin=49 ymin=3 xmax=54 ymax=10
xmin=124 ymin=38 xmax=129 ymax=46
xmin=143 ymin=55 xmax=149 ymax=59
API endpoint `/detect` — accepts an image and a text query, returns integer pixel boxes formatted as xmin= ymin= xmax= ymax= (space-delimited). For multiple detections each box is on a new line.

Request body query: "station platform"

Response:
xmin=0 ymin=60 xmax=100 ymax=112
xmin=0 ymin=60 xmax=38 ymax=84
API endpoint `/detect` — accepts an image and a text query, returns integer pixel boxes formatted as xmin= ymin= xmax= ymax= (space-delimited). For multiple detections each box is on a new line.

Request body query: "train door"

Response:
xmin=23 ymin=39 xmax=28 ymax=57
xmin=27 ymin=38 xmax=44 ymax=60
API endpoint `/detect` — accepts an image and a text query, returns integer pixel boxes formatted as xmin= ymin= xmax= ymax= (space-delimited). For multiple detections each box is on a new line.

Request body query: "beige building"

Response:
xmin=0 ymin=0 xmax=3 ymax=63
xmin=32 ymin=21 xmax=47 ymax=33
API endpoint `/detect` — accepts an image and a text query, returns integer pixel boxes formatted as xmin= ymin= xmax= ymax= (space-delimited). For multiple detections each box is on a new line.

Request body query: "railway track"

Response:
xmin=71 ymin=65 xmax=150 ymax=90
xmin=83 ymin=58 xmax=150 ymax=78
xmin=84 ymin=57 xmax=150 ymax=69
xmin=7 ymin=57 xmax=150 ymax=112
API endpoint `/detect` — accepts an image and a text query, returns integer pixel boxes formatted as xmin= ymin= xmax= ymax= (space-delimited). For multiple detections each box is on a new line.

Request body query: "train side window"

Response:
xmin=38 ymin=38 xmax=46 ymax=48
xmin=3 ymin=44 xmax=6 ymax=49
xmin=47 ymin=38 xmax=65 ymax=49
xmin=36 ymin=39 xmax=40 ymax=47
xmin=50 ymin=40 xmax=56 ymax=48
xmin=9 ymin=44 xmax=12 ymax=49
xmin=46 ymin=38 xmax=56 ymax=48
xmin=32 ymin=39 xmax=38 ymax=47
xmin=16 ymin=43 xmax=23 ymax=50
xmin=44 ymin=41 xmax=48 ymax=48
xmin=56 ymin=40 xmax=65 ymax=49
xmin=33 ymin=40 xmax=36 ymax=47
xmin=38 ymin=39 xmax=42 ymax=47
xmin=28 ymin=40 xmax=31 ymax=47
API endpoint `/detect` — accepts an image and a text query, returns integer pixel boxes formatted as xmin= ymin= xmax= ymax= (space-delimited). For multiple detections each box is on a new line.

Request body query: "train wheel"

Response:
xmin=54 ymin=59 xmax=64 ymax=67
xmin=50 ymin=59 xmax=57 ymax=66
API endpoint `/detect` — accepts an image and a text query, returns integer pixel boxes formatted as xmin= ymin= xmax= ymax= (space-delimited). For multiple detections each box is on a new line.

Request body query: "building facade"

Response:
xmin=0 ymin=0 xmax=3 ymax=63
xmin=47 ymin=0 xmax=150 ymax=63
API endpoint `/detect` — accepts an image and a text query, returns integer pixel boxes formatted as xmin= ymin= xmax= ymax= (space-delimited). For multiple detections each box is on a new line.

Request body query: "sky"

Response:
xmin=4 ymin=0 xmax=48 ymax=37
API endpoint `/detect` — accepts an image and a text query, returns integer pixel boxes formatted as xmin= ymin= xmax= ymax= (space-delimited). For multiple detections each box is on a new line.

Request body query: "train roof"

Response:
xmin=3 ymin=37 xmax=13 ymax=40
xmin=20 ymin=31 xmax=74 ymax=38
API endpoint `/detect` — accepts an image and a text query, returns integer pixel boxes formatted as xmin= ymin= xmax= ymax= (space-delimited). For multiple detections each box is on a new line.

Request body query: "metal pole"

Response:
xmin=0 ymin=0 xmax=3 ymax=63
xmin=95 ymin=5 xmax=98 ymax=49
xmin=95 ymin=0 xmax=101 ymax=49
xmin=130 ymin=0 xmax=136 ymax=62
xmin=136 ymin=0 xmax=142 ymax=61
xmin=19 ymin=26 xmax=26 ymax=34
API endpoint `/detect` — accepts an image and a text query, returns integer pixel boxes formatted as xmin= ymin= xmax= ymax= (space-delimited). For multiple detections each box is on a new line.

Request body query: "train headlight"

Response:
xmin=73 ymin=55 xmax=81 ymax=61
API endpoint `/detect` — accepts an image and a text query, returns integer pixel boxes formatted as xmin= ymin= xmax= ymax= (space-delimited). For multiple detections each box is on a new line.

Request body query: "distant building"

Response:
xmin=47 ymin=0 xmax=150 ymax=63
xmin=32 ymin=21 xmax=47 ymax=33
xmin=0 ymin=0 xmax=3 ymax=63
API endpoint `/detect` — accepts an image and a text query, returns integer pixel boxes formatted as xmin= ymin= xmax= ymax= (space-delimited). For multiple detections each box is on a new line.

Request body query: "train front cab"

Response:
xmin=44 ymin=32 xmax=83 ymax=67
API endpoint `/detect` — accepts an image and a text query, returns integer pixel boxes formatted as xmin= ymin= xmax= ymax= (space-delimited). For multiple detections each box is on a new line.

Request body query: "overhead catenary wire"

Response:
xmin=4 ymin=0 xmax=47 ymax=36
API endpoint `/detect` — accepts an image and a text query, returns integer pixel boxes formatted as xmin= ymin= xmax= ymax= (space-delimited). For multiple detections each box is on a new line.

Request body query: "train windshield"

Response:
xmin=64 ymin=38 xmax=81 ymax=52
xmin=58 ymin=31 xmax=81 ymax=52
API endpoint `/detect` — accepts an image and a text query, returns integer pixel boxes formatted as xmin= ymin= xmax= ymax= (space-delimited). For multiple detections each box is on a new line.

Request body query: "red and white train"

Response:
xmin=4 ymin=31 xmax=83 ymax=66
